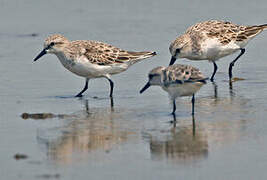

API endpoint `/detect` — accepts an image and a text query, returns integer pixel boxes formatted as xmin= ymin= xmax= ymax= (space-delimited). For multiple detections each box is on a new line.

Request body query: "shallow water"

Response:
xmin=1 ymin=0 xmax=267 ymax=179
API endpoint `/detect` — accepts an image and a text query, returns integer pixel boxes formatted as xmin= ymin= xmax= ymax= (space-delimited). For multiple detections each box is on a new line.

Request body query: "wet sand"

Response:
xmin=1 ymin=0 xmax=267 ymax=179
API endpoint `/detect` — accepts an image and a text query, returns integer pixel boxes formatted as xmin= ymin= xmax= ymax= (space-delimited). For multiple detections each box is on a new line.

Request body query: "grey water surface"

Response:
xmin=1 ymin=0 xmax=267 ymax=179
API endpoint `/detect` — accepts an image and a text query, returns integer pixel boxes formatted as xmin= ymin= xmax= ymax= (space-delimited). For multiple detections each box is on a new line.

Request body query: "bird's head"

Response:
xmin=169 ymin=34 xmax=190 ymax=65
xmin=140 ymin=66 xmax=166 ymax=94
xmin=34 ymin=34 xmax=70 ymax=61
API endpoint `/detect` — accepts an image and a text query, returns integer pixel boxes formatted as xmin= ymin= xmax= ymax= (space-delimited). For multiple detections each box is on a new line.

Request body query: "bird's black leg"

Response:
xmin=210 ymin=62 xmax=218 ymax=82
xmin=107 ymin=78 xmax=114 ymax=97
xmin=75 ymin=78 xmax=89 ymax=97
xmin=191 ymin=94 xmax=195 ymax=116
xmin=229 ymin=48 xmax=245 ymax=80
xmin=172 ymin=99 xmax=176 ymax=115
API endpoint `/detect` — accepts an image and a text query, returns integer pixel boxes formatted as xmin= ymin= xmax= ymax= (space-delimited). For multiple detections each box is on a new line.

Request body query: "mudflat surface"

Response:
xmin=1 ymin=0 xmax=267 ymax=179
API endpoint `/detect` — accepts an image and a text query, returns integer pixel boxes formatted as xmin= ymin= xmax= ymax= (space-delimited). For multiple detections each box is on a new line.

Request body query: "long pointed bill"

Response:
xmin=33 ymin=48 xmax=47 ymax=61
xmin=169 ymin=56 xmax=177 ymax=66
xmin=140 ymin=82 xmax=151 ymax=94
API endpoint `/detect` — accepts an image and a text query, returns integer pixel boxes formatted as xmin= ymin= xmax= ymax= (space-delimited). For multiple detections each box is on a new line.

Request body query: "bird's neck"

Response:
xmin=55 ymin=51 xmax=69 ymax=62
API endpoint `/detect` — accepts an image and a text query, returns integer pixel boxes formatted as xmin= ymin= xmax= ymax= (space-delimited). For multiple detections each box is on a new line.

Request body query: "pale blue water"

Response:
xmin=1 ymin=0 xmax=267 ymax=179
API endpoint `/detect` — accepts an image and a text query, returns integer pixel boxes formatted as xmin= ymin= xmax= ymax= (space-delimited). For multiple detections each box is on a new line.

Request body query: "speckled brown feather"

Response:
xmin=70 ymin=40 xmax=156 ymax=65
xmin=186 ymin=20 xmax=267 ymax=45
xmin=43 ymin=34 xmax=156 ymax=66
xmin=163 ymin=64 xmax=207 ymax=84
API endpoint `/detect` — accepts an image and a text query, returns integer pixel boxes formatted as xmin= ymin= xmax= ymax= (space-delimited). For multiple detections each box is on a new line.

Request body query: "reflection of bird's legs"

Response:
xmin=172 ymin=113 xmax=177 ymax=127
xmin=110 ymin=97 xmax=114 ymax=112
xmin=212 ymin=82 xmax=218 ymax=99
xmin=84 ymin=99 xmax=90 ymax=115
xmin=191 ymin=95 xmax=196 ymax=136
xmin=192 ymin=115 xmax=196 ymax=137
xmin=229 ymin=81 xmax=235 ymax=98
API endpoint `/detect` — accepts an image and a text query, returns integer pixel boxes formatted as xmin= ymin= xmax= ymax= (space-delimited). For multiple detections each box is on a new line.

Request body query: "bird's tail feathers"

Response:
xmin=256 ymin=24 xmax=267 ymax=29
xmin=119 ymin=51 xmax=156 ymax=65
xmin=241 ymin=24 xmax=267 ymax=39
xmin=129 ymin=51 xmax=156 ymax=59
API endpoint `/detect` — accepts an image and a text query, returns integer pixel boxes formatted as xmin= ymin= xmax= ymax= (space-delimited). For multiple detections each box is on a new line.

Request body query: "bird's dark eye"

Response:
xmin=50 ymin=42 xmax=55 ymax=46
xmin=175 ymin=48 xmax=180 ymax=55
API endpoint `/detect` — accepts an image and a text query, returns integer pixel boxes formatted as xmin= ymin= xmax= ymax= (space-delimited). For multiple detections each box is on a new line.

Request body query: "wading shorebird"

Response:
xmin=34 ymin=34 xmax=156 ymax=97
xmin=169 ymin=20 xmax=267 ymax=81
xmin=140 ymin=64 xmax=207 ymax=116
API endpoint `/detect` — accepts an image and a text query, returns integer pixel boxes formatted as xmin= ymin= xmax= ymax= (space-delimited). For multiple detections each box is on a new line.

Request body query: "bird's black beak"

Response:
xmin=33 ymin=48 xmax=47 ymax=62
xmin=140 ymin=82 xmax=151 ymax=94
xmin=169 ymin=56 xmax=176 ymax=66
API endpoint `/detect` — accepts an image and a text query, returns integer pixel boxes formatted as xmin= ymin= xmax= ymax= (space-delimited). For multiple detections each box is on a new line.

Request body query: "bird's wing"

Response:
xmin=187 ymin=20 xmax=248 ymax=45
xmin=164 ymin=64 xmax=207 ymax=85
xmin=73 ymin=40 xmax=155 ymax=65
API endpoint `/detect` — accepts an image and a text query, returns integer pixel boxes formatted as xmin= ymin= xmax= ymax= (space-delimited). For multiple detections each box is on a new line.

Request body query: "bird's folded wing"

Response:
xmin=76 ymin=40 xmax=149 ymax=65
xmin=170 ymin=78 xmax=208 ymax=85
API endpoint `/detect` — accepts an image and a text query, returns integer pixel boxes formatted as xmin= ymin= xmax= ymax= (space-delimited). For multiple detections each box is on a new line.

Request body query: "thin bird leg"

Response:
xmin=106 ymin=78 xmax=114 ymax=97
xmin=172 ymin=99 xmax=176 ymax=115
xmin=76 ymin=78 xmax=89 ymax=97
xmin=228 ymin=48 xmax=245 ymax=80
xmin=191 ymin=94 xmax=195 ymax=115
xmin=210 ymin=61 xmax=218 ymax=82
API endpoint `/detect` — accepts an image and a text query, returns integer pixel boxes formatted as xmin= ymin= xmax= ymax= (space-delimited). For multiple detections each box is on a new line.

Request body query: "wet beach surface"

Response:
xmin=1 ymin=0 xmax=267 ymax=179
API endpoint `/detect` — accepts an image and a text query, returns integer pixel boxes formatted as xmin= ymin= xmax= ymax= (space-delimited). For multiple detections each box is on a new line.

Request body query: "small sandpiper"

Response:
xmin=169 ymin=20 xmax=267 ymax=81
xmin=34 ymin=34 xmax=156 ymax=97
xmin=140 ymin=64 xmax=207 ymax=116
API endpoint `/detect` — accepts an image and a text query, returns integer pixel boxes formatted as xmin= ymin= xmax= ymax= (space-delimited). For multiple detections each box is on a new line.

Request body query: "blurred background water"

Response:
xmin=1 ymin=0 xmax=267 ymax=179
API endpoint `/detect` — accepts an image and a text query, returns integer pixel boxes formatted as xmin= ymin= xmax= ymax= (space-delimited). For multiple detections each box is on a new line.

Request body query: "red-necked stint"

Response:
xmin=169 ymin=20 xmax=267 ymax=81
xmin=140 ymin=64 xmax=207 ymax=116
xmin=34 ymin=34 xmax=156 ymax=97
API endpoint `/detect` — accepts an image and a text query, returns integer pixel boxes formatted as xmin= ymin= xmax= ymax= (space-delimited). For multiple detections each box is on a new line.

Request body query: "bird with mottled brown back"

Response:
xmin=169 ymin=20 xmax=267 ymax=81
xmin=34 ymin=34 xmax=156 ymax=97
xmin=140 ymin=64 xmax=207 ymax=118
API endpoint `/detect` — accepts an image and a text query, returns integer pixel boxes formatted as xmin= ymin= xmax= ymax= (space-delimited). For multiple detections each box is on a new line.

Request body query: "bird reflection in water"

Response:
xmin=23 ymin=99 xmax=135 ymax=164
xmin=148 ymin=117 xmax=208 ymax=163
xmin=212 ymin=82 xmax=218 ymax=99
xmin=171 ymin=114 xmax=195 ymax=136
xmin=209 ymin=80 xmax=238 ymax=103
xmin=84 ymin=97 xmax=114 ymax=113
xmin=211 ymin=81 xmax=234 ymax=99
xmin=169 ymin=94 xmax=199 ymax=138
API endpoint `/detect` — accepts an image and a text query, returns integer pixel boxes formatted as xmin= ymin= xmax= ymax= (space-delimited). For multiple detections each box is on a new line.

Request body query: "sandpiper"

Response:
xmin=140 ymin=64 xmax=207 ymax=116
xmin=169 ymin=20 xmax=267 ymax=81
xmin=34 ymin=34 xmax=156 ymax=97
